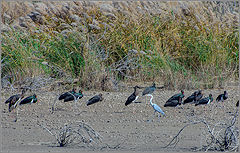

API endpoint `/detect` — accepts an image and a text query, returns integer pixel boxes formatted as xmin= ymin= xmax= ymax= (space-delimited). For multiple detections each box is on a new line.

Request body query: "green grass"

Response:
xmin=1 ymin=7 xmax=239 ymax=90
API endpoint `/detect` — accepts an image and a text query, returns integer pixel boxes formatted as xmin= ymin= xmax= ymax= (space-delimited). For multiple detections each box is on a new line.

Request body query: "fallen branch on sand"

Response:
xmin=164 ymin=101 xmax=239 ymax=152
xmin=37 ymin=121 xmax=103 ymax=147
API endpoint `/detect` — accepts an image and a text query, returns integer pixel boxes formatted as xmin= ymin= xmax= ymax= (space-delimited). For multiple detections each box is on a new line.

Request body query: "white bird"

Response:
xmin=148 ymin=94 xmax=165 ymax=122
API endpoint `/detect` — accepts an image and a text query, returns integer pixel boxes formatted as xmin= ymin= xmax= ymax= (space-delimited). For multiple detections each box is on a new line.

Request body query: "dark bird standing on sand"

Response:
xmin=6 ymin=88 xmax=27 ymax=112
xmin=87 ymin=93 xmax=103 ymax=106
xmin=142 ymin=82 xmax=156 ymax=96
xmin=142 ymin=82 xmax=156 ymax=104
xmin=59 ymin=88 xmax=76 ymax=101
xmin=195 ymin=94 xmax=213 ymax=106
xmin=19 ymin=94 xmax=38 ymax=105
xmin=216 ymin=91 xmax=228 ymax=102
xmin=183 ymin=90 xmax=203 ymax=105
xmin=236 ymin=101 xmax=239 ymax=107
xmin=125 ymin=86 xmax=140 ymax=106
xmin=167 ymin=90 xmax=185 ymax=103
xmin=64 ymin=90 xmax=83 ymax=102
xmin=164 ymin=90 xmax=184 ymax=107
xmin=164 ymin=96 xmax=182 ymax=107
xmin=5 ymin=88 xmax=27 ymax=104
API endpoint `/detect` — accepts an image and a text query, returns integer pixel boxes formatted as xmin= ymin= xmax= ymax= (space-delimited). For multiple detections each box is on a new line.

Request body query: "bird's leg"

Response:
xmin=147 ymin=111 xmax=155 ymax=122
xmin=73 ymin=98 xmax=78 ymax=113
xmin=146 ymin=94 xmax=153 ymax=105
xmin=157 ymin=113 xmax=161 ymax=122
xmin=14 ymin=107 xmax=19 ymax=122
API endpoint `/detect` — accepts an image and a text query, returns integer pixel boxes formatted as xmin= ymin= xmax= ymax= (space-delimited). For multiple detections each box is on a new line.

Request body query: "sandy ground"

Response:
xmin=1 ymin=86 xmax=239 ymax=152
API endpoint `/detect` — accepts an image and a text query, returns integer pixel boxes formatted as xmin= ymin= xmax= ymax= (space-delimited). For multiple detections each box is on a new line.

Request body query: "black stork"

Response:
xmin=236 ymin=101 xmax=239 ymax=108
xmin=164 ymin=96 xmax=182 ymax=107
xmin=63 ymin=90 xmax=83 ymax=102
xmin=167 ymin=90 xmax=185 ymax=103
xmin=183 ymin=90 xmax=203 ymax=105
xmin=195 ymin=94 xmax=213 ymax=106
xmin=216 ymin=91 xmax=228 ymax=102
xmin=125 ymin=86 xmax=140 ymax=113
xmin=19 ymin=94 xmax=37 ymax=105
xmin=52 ymin=88 xmax=79 ymax=113
xmin=59 ymin=88 xmax=77 ymax=101
xmin=86 ymin=93 xmax=103 ymax=106
xmin=216 ymin=91 xmax=228 ymax=108
xmin=142 ymin=82 xmax=156 ymax=104
xmin=6 ymin=88 xmax=27 ymax=113
xmin=125 ymin=86 xmax=140 ymax=106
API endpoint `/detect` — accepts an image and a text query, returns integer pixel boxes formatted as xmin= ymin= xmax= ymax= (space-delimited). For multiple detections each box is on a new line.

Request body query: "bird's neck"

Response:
xmin=149 ymin=95 xmax=153 ymax=105
xmin=134 ymin=88 xmax=139 ymax=96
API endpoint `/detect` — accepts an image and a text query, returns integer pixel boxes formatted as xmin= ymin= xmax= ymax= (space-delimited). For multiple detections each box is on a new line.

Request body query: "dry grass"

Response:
xmin=1 ymin=1 xmax=239 ymax=91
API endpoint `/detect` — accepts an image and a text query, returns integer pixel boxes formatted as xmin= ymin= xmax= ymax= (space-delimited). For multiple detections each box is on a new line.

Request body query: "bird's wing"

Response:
xmin=125 ymin=94 xmax=135 ymax=106
xmin=198 ymin=97 xmax=208 ymax=104
xmin=59 ymin=92 xmax=69 ymax=100
xmin=196 ymin=94 xmax=203 ymax=101
xmin=183 ymin=95 xmax=194 ymax=103
xmin=63 ymin=95 xmax=74 ymax=102
xmin=154 ymin=104 xmax=165 ymax=115
xmin=216 ymin=94 xmax=222 ymax=101
xmin=5 ymin=96 xmax=14 ymax=104
xmin=142 ymin=87 xmax=150 ymax=95
xmin=167 ymin=93 xmax=180 ymax=101
xmin=87 ymin=96 xmax=100 ymax=105
xmin=19 ymin=96 xmax=34 ymax=105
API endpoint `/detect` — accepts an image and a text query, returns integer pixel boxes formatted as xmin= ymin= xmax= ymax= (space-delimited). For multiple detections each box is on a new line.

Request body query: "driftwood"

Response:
xmin=37 ymin=121 xmax=103 ymax=147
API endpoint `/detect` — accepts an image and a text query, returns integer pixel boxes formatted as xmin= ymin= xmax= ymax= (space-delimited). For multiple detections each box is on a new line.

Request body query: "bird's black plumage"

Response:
xmin=5 ymin=88 xmax=27 ymax=104
xmin=164 ymin=97 xmax=181 ymax=107
xmin=6 ymin=89 xmax=27 ymax=112
xmin=183 ymin=94 xmax=196 ymax=105
xmin=183 ymin=90 xmax=202 ymax=105
xmin=19 ymin=94 xmax=37 ymax=105
xmin=87 ymin=94 xmax=103 ymax=106
xmin=195 ymin=91 xmax=203 ymax=102
xmin=59 ymin=88 xmax=76 ymax=101
xmin=195 ymin=94 xmax=213 ymax=106
xmin=125 ymin=86 xmax=139 ymax=106
xmin=63 ymin=90 xmax=83 ymax=102
xmin=216 ymin=91 xmax=228 ymax=102
xmin=236 ymin=101 xmax=239 ymax=107
xmin=5 ymin=94 xmax=22 ymax=104
xmin=167 ymin=90 xmax=185 ymax=103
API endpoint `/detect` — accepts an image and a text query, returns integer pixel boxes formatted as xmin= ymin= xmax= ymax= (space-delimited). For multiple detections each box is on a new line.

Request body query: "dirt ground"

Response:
xmin=1 ymin=85 xmax=239 ymax=152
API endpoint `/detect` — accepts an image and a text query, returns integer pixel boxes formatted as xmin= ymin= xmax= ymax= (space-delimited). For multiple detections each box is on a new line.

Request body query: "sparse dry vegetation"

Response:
xmin=164 ymin=105 xmax=239 ymax=152
xmin=37 ymin=121 xmax=103 ymax=147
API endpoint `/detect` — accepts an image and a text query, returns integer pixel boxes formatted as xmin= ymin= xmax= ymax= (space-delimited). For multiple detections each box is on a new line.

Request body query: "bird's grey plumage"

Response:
xmin=148 ymin=94 xmax=165 ymax=122
xmin=142 ymin=82 xmax=156 ymax=96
